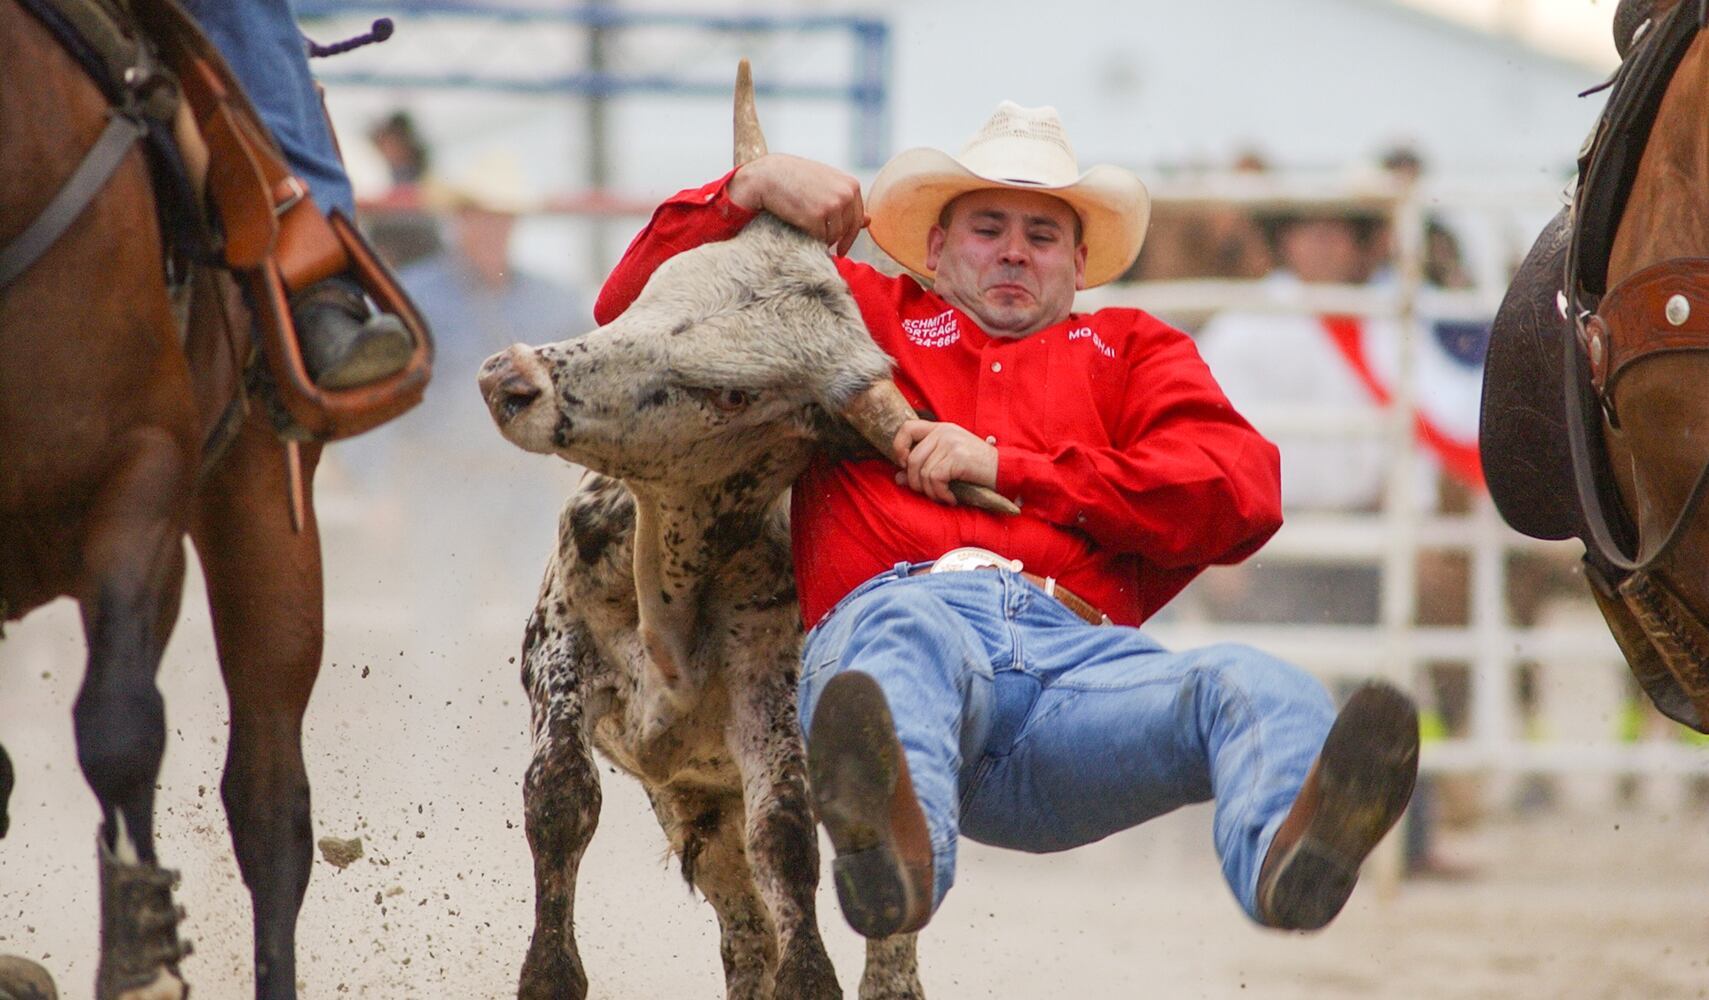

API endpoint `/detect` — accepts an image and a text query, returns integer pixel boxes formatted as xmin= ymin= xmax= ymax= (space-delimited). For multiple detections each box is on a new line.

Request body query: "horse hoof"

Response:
xmin=0 ymin=955 xmax=58 ymax=1000
xmin=96 ymin=835 xmax=191 ymax=1000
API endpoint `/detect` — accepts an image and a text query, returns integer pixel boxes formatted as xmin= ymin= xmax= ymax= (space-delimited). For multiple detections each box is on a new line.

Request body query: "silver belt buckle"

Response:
xmin=929 ymin=546 xmax=1023 ymax=575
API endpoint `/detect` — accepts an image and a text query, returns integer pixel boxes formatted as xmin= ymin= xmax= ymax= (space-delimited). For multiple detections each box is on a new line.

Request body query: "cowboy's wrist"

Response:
xmin=727 ymin=161 xmax=770 ymax=212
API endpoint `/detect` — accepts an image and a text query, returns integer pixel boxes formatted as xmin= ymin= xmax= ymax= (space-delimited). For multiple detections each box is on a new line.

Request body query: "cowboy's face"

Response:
xmin=926 ymin=189 xmax=1087 ymax=338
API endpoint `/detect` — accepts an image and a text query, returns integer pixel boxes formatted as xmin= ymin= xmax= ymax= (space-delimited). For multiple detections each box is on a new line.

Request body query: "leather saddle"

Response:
xmin=1483 ymin=0 xmax=1707 ymax=543
xmin=14 ymin=0 xmax=433 ymax=442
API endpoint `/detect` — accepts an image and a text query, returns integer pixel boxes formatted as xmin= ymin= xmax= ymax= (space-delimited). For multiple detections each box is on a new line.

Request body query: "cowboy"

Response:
xmin=185 ymin=0 xmax=414 ymax=390
xmin=594 ymin=101 xmax=1422 ymax=939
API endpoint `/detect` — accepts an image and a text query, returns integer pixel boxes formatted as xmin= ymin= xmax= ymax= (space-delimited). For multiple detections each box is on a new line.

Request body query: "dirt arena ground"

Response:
xmin=5 ymin=455 xmax=1709 ymax=1000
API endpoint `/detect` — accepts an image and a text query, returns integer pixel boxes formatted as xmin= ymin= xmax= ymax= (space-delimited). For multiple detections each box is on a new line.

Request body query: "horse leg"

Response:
xmin=650 ymin=790 xmax=777 ymax=999
xmin=517 ymin=605 xmax=602 ymax=1000
xmin=859 ymin=934 xmax=923 ymax=1000
xmin=72 ymin=428 xmax=194 ymax=1000
xmin=188 ymin=418 xmax=324 ymax=1000
xmin=726 ymin=651 xmax=840 ymax=1000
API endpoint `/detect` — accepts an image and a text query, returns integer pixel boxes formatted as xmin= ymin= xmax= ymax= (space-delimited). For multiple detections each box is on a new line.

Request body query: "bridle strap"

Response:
xmin=0 ymin=110 xmax=146 ymax=292
xmin=1559 ymin=0 xmax=1709 ymax=576
xmin=1563 ymin=310 xmax=1709 ymax=573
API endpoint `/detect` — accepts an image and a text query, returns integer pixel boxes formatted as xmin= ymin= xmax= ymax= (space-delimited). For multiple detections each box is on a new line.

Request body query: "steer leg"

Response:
xmin=859 ymin=934 xmax=924 ymax=1000
xmin=72 ymin=428 xmax=194 ymax=1000
xmin=650 ymin=790 xmax=778 ymax=999
xmin=1 ymin=741 xmax=13 ymax=839
xmin=190 ymin=419 xmax=327 ymax=1000
xmin=517 ymin=607 xmax=602 ymax=1000
xmin=726 ymin=650 xmax=841 ymax=1000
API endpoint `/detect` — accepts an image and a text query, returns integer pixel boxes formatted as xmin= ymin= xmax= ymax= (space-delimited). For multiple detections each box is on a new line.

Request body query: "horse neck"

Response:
xmin=1611 ymin=29 xmax=1709 ymax=281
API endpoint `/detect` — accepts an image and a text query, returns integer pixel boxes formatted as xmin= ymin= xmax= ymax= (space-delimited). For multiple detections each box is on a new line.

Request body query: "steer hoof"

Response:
xmin=518 ymin=945 xmax=588 ymax=1000
xmin=0 ymin=955 xmax=59 ymax=1000
xmin=774 ymin=947 xmax=843 ymax=1000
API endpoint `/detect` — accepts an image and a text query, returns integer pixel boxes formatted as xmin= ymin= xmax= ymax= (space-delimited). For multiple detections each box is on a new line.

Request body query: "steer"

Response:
xmin=477 ymin=63 xmax=1012 ymax=1000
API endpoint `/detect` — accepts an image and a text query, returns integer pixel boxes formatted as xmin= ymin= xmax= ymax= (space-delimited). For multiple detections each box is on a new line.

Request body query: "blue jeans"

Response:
xmin=184 ymin=0 xmax=355 ymax=216
xmin=798 ymin=563 xmax=1337 ymax=922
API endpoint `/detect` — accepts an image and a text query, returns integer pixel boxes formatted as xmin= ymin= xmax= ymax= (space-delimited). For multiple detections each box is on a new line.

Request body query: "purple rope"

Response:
xmin=304 ymin=17 xmax=394 ymax=59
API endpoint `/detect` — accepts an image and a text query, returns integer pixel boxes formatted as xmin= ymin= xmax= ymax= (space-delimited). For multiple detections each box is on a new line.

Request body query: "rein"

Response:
xmin=1 ymin=0 xmax=178 ymax=294
xmin=1562 ymin=308 xmax=1709 ymax=573
xmin=0 ymin=113 xmax=147 ymax=291
xmin=1564 ymin=0 xmax=1709 ymax=576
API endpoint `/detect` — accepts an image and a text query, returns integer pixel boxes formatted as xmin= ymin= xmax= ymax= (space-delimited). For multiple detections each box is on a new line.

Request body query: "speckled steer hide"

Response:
xmin=478 ymin=202 xmax=927 ymax=999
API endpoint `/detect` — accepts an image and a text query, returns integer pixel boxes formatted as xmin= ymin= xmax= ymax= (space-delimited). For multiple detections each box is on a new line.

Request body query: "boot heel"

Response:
xmin=832 ymin=845 xmax=912 ymax=939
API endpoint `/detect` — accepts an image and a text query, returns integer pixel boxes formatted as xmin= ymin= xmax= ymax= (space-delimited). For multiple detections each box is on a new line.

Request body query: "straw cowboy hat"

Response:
xmin=867 ymin=102 xmax=1151 ymax=288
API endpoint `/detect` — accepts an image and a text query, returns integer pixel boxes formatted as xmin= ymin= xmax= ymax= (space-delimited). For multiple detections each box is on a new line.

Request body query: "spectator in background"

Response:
xmin=1124 ymin=149 xmax=1272 ymax=281
xmin=1379 ymin=145 xmax=1424 ymax=187
xmin=370 ymin=110 xmax=432 ymax=186
xmin=1424 ymin=219 xmax=1474 ymax=290
xmin=1367 ymin=145 xmax=1474 ymax=291
xmin=361 ymin=108 xmax=443 ymax=267
xmin=1195 ymin=206 xmax=1393 ymax=531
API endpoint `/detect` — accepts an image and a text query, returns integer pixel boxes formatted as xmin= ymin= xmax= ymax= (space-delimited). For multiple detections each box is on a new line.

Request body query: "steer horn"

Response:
xmin=843 ymin=381 xmax=1022 ymax=515
xmin=734 ymin=59 xmax=767 ymax=167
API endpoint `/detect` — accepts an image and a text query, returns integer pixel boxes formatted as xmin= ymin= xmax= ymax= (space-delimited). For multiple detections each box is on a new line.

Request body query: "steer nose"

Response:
xmin=478 ymin=345 xmax=546 ymax=426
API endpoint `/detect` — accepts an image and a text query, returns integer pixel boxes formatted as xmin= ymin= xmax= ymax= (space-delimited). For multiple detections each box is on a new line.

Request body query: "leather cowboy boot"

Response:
xmin=291 ymin=273 xmax=414 ymax=390
xmin=808 ymin=671 xmax=935 ymax=939
xmin=1256 ymin=681 xmax=1420 ymax=931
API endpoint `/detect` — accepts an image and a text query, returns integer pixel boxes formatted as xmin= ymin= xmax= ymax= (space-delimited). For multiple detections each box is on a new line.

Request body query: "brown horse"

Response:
xmin=1484 ymin=0 xmax=1709 ymax=732
xmin=1 ymin=3 xmax=331 ymax=998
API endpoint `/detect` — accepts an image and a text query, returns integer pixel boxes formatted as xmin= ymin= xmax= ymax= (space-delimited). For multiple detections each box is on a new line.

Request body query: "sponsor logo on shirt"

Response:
xmin=902 ymin=309 xmax=960 ymax=347
xmin=1067 ymin=326 xmax=1115 ymax=358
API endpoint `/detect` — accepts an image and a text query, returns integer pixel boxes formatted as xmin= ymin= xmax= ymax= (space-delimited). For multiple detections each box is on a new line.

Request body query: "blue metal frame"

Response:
xmin=293 ymin=1 xmax=891 ymax=167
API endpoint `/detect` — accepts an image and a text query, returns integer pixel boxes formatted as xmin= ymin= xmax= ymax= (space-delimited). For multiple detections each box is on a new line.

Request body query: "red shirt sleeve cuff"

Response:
xmin=703 ymin=168 xmax=762 ymax=225
xmin=994 ymin=446 xmax=1070 ymax=522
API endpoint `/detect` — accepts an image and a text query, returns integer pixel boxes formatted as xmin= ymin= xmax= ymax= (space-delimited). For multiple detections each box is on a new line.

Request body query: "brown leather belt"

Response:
xmin=911 ymin=547 xmax=1111 ymax=627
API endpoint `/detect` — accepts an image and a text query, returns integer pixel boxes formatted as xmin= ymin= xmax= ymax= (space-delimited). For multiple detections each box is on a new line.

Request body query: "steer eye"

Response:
xmin=711 ymin=389 xmax=750 ymax=412
xmin=686 ymin=386 xmax=753 ymax=413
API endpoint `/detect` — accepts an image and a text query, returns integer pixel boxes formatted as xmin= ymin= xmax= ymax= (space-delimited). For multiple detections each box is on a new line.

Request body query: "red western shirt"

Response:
xmin=595 ymin=171 xmax=1283 ymax=630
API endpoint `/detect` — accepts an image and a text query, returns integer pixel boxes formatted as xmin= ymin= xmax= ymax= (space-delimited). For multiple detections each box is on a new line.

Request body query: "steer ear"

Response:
xmin=734 ymin=59 xmax=768 ymax=167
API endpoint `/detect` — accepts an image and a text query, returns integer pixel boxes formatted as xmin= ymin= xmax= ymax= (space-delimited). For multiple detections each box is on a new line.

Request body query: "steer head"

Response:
xmin=479 ymin=61 xmax=968 ymax=738
xmin=480 ymin=214 xmax=888 ymax=489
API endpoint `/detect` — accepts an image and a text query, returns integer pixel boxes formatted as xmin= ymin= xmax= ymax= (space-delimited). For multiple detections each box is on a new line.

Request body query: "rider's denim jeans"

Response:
xmin=798 ymin=563 xmax=1337 ymax=922
xmin=183 ymin=0 xmax=355 ymax=216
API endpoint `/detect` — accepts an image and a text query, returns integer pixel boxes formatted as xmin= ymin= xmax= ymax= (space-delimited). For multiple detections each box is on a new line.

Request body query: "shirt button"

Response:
xmin=991 ymin=361 xmax=1003 ymax=373
xmin=985 ymin=435 xmax=997 ymax=445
